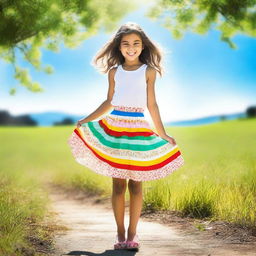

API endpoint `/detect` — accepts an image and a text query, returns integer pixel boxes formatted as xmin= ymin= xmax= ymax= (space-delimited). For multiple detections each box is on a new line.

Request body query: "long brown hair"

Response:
xmin=91 ymin=22 xmax=165 ymax=77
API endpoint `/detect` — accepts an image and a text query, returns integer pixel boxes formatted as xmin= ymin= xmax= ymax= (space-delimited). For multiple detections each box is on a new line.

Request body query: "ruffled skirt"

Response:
xmin=67 ymin=105 xmax=185 ymax=181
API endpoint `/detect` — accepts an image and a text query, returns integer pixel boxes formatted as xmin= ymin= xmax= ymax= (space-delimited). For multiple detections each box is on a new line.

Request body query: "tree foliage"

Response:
xmin=146 ymin=0 xmax=256 ymax=48
xmin=0 ymin=110 xmax=37 ymax=126
xmin=246 ymin=106 xmax=256 ymax=117
xmin=0 ymin=0 xmax=136 ymax=94
xmin=1 ymin=0 xmax=255 ymax=95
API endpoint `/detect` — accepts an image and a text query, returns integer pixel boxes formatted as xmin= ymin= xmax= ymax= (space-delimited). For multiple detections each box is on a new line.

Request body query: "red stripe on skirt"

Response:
xmin=99 ymin=119 xmax=155 ymax=137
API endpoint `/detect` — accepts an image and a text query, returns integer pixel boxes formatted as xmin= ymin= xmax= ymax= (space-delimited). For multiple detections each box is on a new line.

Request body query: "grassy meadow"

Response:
xmin=0 ymin=117 xmax=255 ymax=254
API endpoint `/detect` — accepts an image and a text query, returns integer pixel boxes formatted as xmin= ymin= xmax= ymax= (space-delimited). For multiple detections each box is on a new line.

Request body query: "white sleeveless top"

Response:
xmin=111 ymin=63 xmax=148 ymax=109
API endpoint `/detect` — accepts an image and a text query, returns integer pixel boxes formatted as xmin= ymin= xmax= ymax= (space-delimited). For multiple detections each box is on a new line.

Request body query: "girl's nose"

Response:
xmin=128 ymin=47 xmax=135 ymax=51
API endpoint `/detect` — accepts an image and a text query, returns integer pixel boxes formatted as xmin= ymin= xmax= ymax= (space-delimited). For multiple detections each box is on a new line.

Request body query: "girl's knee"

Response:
xmin=128 ymin=179 xmax=142 ymax=194
xmin=112 ymin=178 xmax=127 ymax=194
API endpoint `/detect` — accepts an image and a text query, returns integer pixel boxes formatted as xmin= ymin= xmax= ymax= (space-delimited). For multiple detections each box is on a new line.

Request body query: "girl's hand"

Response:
xmin=76 ymin=120 xmax=84 ymax=128
xmin=160 ymin=134 xmax=177 ymax=145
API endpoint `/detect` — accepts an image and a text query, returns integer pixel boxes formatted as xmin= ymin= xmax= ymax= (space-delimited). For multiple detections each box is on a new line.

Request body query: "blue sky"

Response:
xmin=0 ymin=5 xmax=255 ymax=123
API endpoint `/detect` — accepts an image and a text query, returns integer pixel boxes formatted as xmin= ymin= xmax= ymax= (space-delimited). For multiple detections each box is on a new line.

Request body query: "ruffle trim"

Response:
xmin=67 ymin=132 xmax=185 ymax=181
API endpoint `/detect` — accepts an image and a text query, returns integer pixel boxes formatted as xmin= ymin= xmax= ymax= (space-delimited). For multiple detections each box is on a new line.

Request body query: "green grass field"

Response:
xmin=0 ymin=117 xmax=255 ymax=254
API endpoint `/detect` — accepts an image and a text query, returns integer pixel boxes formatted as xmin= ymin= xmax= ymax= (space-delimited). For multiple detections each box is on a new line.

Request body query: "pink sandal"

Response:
xmin=126 ymin=234 xmax=140 ymax=251
xmin=114 ymin=235 xmax=127 ymax=250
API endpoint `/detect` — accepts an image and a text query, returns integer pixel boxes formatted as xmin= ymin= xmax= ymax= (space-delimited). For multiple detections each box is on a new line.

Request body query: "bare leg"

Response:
xmin=111 ymin=177 xmax=127 ymax=242
xmin=127 ymin=179 xmax=143 ymax=241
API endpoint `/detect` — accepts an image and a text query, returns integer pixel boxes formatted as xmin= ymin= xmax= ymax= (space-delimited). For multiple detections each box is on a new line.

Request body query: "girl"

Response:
xmin=68 ymin=22 xmax=185 ymax=251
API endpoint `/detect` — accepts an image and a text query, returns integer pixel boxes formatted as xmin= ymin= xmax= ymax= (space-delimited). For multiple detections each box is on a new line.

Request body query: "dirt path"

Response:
xmin=46 ymin=183 xmax=256 ymax=256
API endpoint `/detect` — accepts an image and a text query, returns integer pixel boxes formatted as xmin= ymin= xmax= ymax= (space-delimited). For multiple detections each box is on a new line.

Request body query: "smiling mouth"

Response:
xmin=127 ymin=52 xmax=136 ymax=56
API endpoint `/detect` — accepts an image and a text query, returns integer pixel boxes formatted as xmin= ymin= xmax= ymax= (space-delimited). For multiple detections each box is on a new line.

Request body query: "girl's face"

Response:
xmin=119 ymin=33 xmax=144 ymax=61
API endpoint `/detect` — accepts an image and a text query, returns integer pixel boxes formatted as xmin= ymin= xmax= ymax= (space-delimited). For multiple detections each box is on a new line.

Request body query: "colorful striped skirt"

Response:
xmin=67 ymin=105 xmax=185 ymax=181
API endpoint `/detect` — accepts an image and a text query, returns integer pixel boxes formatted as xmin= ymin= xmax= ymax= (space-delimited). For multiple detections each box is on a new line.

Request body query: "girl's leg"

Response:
xmin=112 ymin=177 xmax=127 ymax=241
xmin=127 ymin=179 xmax=143 ymax=241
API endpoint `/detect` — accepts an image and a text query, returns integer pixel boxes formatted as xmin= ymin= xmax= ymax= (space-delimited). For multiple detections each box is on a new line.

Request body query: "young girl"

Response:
xmin=67 ymin=22 xmax=185 ymax=251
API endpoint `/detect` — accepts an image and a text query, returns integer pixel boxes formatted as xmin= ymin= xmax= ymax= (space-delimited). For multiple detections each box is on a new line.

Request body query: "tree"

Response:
xmin=146 ymin=0 xmax=256 ymax=48
xmin=0 ymin=110 xmax=37 ymax=126
xmin=246 ymin=105 xmax=256 ymax=118
xmin=53 ymin=117 xmax=74 ymax=125
xmin=220 ymin=115 xmax=227 ymax=121
xmin=0 ymin=0 xmax=137 ymax=94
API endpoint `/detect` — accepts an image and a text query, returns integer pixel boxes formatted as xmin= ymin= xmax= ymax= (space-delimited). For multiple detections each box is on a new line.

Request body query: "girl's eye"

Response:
xmin=123 ymin=43 xmax=140 ymax=46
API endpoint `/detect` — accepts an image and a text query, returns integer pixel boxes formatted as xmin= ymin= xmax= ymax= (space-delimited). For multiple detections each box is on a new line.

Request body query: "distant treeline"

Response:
xmin=246 ymin=106 xmax=256 ymax=118
xmin=53 ymin=118 xmax=74 ymax=126
xmin=0 ymin=110 xmax=37 ymax=126
xmin=0 ymin=110 xmax=75 ymax=126
xmin=0 ymin=106 xmax=256 ymax=126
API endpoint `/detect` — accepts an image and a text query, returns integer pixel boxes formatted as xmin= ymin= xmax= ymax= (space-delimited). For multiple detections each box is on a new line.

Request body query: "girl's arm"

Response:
xmin=146 ymin=67 xmax=176 ymax=144
xmin=79 ymin=67 xmax=116 ymax=124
